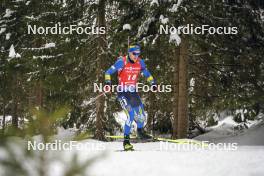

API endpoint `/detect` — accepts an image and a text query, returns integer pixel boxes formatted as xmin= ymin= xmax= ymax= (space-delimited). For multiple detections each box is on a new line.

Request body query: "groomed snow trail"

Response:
xmin=71 ymin=140 xmax=264 ymax=176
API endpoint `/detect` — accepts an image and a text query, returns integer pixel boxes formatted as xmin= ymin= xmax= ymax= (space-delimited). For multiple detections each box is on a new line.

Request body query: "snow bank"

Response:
xmin=52 ymin=127 xmax=78 ymax=141
xmin=211 ymin=116 xmax=238 ymax=129
xmin=196 ymin=113 xmax=264 ymax=145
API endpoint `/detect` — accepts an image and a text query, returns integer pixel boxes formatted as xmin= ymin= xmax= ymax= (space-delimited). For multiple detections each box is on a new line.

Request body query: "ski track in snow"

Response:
xmin=68 ymin=140 xmax=264 ymax=176
xmin=1 ymin=139 xmax=264 ymax=176
xmin=79 ymin=118 xmax=264 ymax=176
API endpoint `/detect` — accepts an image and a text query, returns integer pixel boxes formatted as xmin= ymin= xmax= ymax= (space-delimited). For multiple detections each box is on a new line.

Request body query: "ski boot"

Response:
xmin=137 ymin=128 xmax=152 ymax=140
xmin=123 ymin=135 xmax=134 ymax=151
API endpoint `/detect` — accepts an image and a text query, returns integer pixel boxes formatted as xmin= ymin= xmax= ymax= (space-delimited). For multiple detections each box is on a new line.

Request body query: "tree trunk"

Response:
xmin=172 ymin=47 xmax=179 ymax=139
xmin=95 ymin=0 xmax=106 ymax=140
xmin=2 ymin=99 xmax=6 ymax=134
xmin=172 ymin=38 xmax=189 ymax=139
xmin=12 ymin=71 xmax=18 ymax=128
xmin=177 ymin=38 xmax=189 ymax=138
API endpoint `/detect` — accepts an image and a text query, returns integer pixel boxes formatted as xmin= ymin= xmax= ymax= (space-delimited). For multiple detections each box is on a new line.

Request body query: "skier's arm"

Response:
xmin=105 ymin=58 xmax=124 ymax=83
xmin=140 ymin=59 xmax=155 ymax=85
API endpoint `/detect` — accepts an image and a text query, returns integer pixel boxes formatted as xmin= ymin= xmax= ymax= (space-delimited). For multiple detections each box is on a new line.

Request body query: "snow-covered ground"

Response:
xmin=55 ymin=113 xmax=264 ymax=176
xmin=2 ymin=138 xmax=262 ymax=176
xmin=195 ymin=113 xmax=264 ymax=145
xmin=85 ymin=141 xmax=264 ymax=176
xmin=1 ymin=114 xmax=264 ymax=176
xmin=1 ymin=136 xmax=264 ymax=176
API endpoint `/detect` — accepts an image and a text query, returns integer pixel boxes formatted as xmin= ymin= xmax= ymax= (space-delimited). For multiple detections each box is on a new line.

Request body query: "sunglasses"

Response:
xmin=132 ymin=52 xmax=140 ymax=56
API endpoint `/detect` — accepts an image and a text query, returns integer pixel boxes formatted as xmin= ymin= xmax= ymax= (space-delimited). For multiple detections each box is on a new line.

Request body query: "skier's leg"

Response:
xmin=130 ymin=92 xmax=145 ymax=129
xmin=130 ymin=93 xmax=151 ymax=139
xmin=123 ymin=107 xmax=135 ymax=150
xmin=118 ymin=94 xmax=134 ymax=135
xmin=123 ymin=106 xmax=135 ymax=136
xmin=118 ymin=92 xmax=134 ymax=150
xmin=136 ymin=103 xmax=151 ymax=139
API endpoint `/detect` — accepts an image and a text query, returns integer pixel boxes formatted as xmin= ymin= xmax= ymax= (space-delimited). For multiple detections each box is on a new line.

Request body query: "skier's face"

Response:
xmin=129 ymin=52 xmax=140 ymax=62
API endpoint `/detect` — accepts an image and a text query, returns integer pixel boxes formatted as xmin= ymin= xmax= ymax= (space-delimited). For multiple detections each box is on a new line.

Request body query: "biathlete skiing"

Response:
xmin=104 ymin=45 xmax=157 ymax=151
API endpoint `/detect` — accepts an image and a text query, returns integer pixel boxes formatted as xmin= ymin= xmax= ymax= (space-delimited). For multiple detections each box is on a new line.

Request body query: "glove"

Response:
xmin=105 ymin=81 xmax=111 ymax=93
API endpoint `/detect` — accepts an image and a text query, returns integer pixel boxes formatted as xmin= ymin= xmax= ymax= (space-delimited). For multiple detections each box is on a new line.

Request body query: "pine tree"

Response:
xmin=95 ymin=0 xmax=107 ymax=140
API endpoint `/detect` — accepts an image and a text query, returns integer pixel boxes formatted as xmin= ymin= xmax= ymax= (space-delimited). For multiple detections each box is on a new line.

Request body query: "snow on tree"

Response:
xmin=123 ymin=24 xmax=131 ymax=30
xmin=8 ymin=44 xmax=21 ymax=59
xmin=169 ymin=32 xmax=181 ymax=46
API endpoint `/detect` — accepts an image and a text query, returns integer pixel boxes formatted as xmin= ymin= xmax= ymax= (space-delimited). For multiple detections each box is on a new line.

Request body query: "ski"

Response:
xmin=106 ymin=135 xmax=137 ymax=139
xmin=106 ymin=135 xmax=208 ymax=146
xmin=106 ymin=135 xmax=156 ymax=143
xmin=115 ymin=149 xmax=137 ymax=152
xmin=153 ymin=137 xmax=208 ymax=147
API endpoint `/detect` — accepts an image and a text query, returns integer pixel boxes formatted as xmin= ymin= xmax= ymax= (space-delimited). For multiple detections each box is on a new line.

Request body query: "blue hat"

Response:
xmin=128 ymin=45 xmax=141 ymax=54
